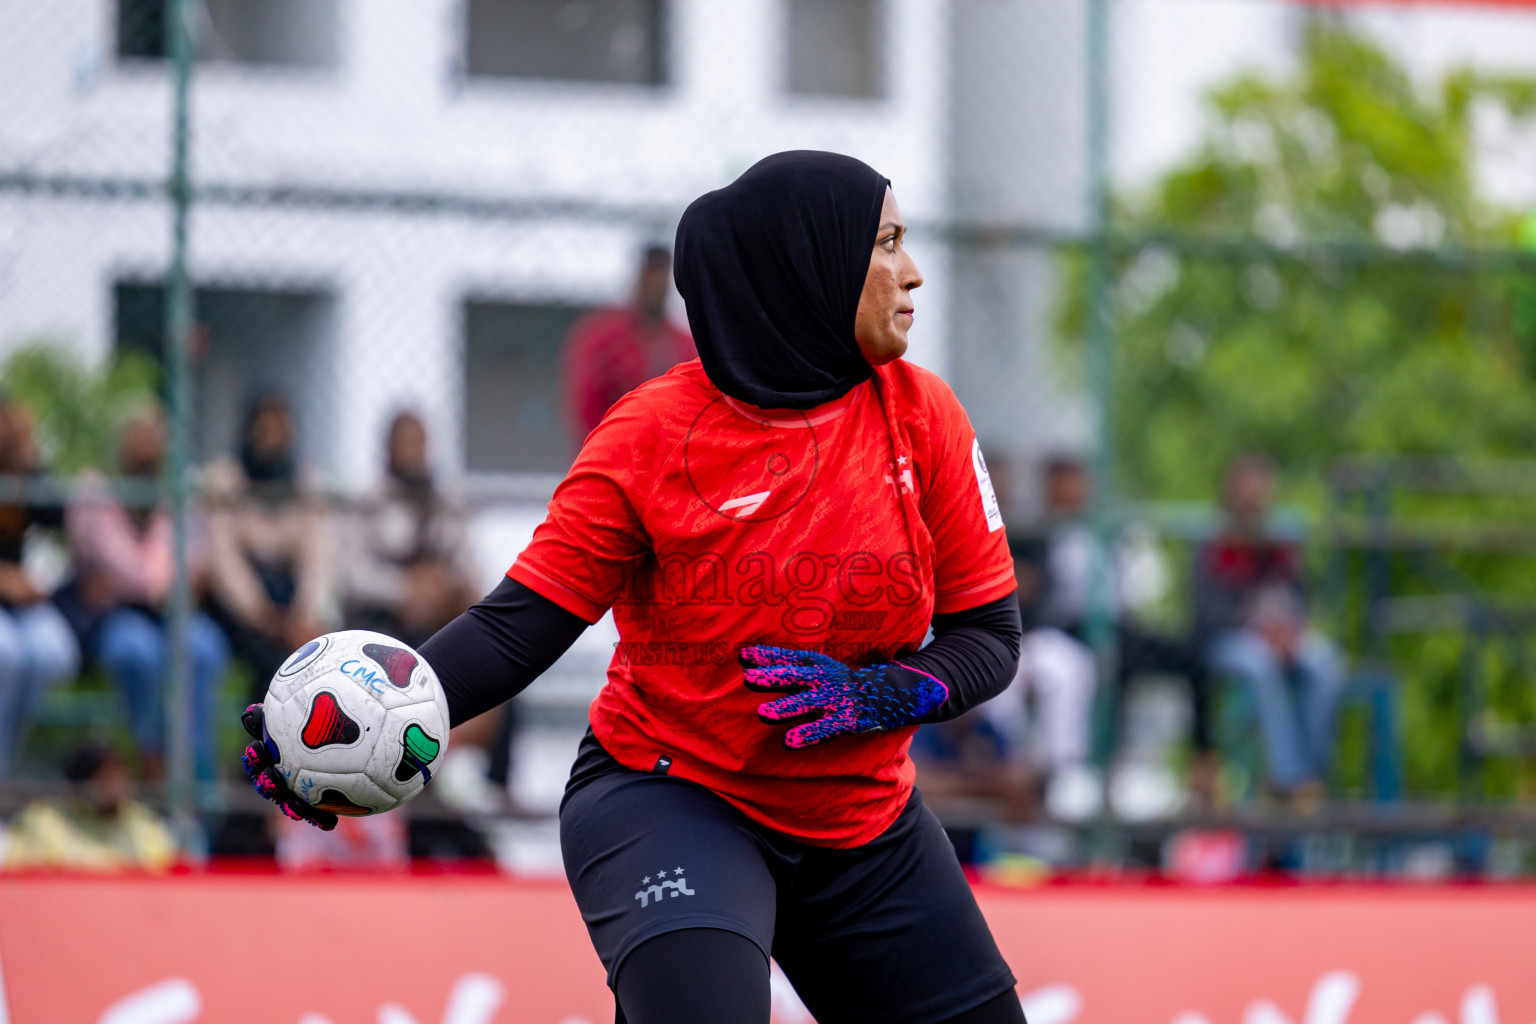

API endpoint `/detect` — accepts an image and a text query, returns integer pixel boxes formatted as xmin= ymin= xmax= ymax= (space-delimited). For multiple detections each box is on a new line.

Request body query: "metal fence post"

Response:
xmin=164 ymin=0 xmax=198 ymax=853
xmin=1085 ymin=0 xmax=1118 ymax=766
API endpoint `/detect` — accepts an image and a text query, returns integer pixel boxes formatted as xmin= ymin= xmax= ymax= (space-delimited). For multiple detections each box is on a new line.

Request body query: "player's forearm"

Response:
xmin=903 ymin=592 xmax=1022 ymax=722
xmin=418 ymin=576 xmax=589 ymax=726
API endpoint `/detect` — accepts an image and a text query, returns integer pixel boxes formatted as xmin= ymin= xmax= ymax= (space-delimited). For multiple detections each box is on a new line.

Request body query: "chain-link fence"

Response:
xmin=4 ymin=0 xmax=1536 ymax=869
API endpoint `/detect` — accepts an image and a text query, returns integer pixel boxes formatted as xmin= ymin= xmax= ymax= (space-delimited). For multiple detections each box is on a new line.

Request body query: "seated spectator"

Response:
xmin=1196 ymin=454 xmax=1344 ymax=805
xmin=1033 ymin=455 xmax=1212 ymax=780
xmin=912 ymin=630 xmax=1101 ymax=829
xmin=342 ymin=411 xmax=477 ymax=647
xmin=562 ymin=245 xmax=696 ymax=440
xmin=977 ymin=540 xmax=1096 ymax=793
xmin=64 ymin=408 xmax=229 ymax=781
xmin=910 ymin=712 xmax=1039 ymax=825
xmin=913 ymin=530 xmax=1106 ymax=826
xmin=5 ymin=743 xmax=174 ymax=871
xmin=0 ymin=399 xmax=80 ymax=776
xmin=204 ymin=394 xmax=333 ymax=701
xmin=343 ymin=411 xmax=503 ymax=814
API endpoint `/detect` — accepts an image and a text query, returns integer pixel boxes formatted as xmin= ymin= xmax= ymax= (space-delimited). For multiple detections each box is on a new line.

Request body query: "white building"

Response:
xmin=5 ymin=0 xmax=1534 ymax=503
xmin=0 ymin=0 xmax=952 ymax=492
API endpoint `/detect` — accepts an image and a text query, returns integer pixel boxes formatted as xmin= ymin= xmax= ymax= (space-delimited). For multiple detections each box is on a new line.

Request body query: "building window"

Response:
xmin=116 ymin=0 xmax=341 ymax=68
xmin=464 ymin=300 xmax=588 ymax=474
xmin=115 ymin=282 xmax=339 ymax=467
xmin=117 ymin=0 xmax=167 ymax=59
xmin=786 ymin=0 xmax=882 ymax=99
xmin=465 ymin=0 xmax=666 ymax=86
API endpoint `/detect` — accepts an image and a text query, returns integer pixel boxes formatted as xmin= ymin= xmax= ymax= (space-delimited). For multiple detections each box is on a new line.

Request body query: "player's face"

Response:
xmin=854 ymin=189 xmax=923 ymax=366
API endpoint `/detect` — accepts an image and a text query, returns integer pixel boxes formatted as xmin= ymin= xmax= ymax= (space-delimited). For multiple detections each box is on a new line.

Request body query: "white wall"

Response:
xmin=0 ymin=0 xmax=953 ymax=489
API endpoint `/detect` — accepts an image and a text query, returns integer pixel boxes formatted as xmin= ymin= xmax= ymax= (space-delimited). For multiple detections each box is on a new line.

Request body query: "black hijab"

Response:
xmin=673 ymin=151 xmax=890 ymax=410
xmin=239 ymin=392 xmax=297 ymax=499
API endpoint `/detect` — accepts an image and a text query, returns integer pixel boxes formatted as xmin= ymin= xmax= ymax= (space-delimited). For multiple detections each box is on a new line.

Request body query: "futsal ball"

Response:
xmin=258 ymin=630 xmax=450 ymax=817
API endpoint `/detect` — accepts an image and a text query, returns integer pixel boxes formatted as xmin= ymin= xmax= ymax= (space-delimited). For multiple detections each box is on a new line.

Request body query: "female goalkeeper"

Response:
xmin=243 ymin=151 xmax=1027 ymax=1024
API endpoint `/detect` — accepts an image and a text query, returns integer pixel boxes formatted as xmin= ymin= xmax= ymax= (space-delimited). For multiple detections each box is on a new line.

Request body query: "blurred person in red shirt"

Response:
xmin=562 ymin=245 xmax=695 ymax=441
xmin=1195 ymin=454 xmax=1343 ymax=806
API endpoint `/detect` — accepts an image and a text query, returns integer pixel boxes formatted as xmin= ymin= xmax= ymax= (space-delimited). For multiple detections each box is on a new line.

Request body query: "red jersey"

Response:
xmin=510 ymin=359 xmax=1014 ymax=847
xmin=562 ymin=308 xmax=697 ymax=439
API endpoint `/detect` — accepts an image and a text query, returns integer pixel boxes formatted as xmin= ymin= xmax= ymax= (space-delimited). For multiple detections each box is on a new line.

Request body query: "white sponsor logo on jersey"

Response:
xmin=718 ymin=490 xmax=771 ymax=516
xmin=972 ymin=437 xmax=1005 ymax=532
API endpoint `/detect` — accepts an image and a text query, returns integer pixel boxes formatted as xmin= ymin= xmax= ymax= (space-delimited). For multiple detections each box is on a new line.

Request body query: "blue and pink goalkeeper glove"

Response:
xmin=239 ymin=703 xmax=337 ymax=831
xmin=739 ymin=646 xmax=948 ymax=749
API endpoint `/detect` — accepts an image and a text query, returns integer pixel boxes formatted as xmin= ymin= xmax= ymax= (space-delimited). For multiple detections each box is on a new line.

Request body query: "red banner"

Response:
xmin=4 ymin=874 xmax=1536 ymax=1023
xmin=1286 ymin=1 xmax=1536 ymax=7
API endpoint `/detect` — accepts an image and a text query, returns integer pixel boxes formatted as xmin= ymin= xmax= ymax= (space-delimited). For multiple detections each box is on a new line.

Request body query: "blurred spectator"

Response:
xmin=344 ymin=411 xmax=505 ymax=814
xmin=4 ymin=743 xmax=174 ymax=871
xmin=979 ymin=541 xmax=1096 ymax=788
xmin=273 ymin=808 xmax=408 ymax=872
xmin=910 ymin=712 xmax=1038 ymax=824
xmin=0 ymin=399 xmax=81 ymax=776
xmin=1195 ymin=454 xmax=1344 ymax=804
xmin=562 ymin=245 xmax=695 ymax=440
xmin=911 ymin=512 xmax=1080 ymax=825
xmin=1032 ymin=455 xmax=1211 ymax=766
xmin=342 ymin=411 xmax=477 ymax=646
xmin=204 ymin=394 xmax=333 ymax=701
xmin=64 ymin=407 xmax=229 ymax=781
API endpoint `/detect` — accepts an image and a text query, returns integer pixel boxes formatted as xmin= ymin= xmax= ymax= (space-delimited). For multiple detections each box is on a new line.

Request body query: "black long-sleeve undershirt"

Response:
xmin=419 ymin=577 xmax=590 ymax=727
xmin=908 ymin=593 xmax=1022 ymax=722
xmin=419 ymin=577 xmax=1022 ymax=729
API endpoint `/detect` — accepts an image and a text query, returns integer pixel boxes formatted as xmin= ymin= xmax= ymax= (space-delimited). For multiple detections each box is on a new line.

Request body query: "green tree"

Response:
xmin=1059 ymin=24 xmax=1536 ymax=797
xmin=0 ymin=342 xmax=161 ymax=473
xmin=1064 ymin=24 xmax=1536 ymax=501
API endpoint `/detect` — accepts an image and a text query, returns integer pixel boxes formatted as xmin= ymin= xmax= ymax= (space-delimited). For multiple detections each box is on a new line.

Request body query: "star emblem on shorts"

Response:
xmin=675 ymin=866 xmax=685 ymax=874
xmin=641 ymin=876 xmax=651 ymax=885
xmin=656 ymin=868 xmax=669 ymax=878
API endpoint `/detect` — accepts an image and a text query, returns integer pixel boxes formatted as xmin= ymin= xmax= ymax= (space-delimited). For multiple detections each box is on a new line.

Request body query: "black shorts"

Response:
xmin=559 ymin=731 xmax=1017 ymax=1024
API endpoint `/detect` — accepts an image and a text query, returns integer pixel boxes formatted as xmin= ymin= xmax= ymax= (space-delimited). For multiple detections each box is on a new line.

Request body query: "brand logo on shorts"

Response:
xmin=634 ymin=867 xmax=696 ymax=908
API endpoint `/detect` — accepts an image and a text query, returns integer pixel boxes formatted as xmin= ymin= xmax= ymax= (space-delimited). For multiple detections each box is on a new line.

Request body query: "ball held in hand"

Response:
xmin=255 ymin=630 xmax=450 ymax=817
